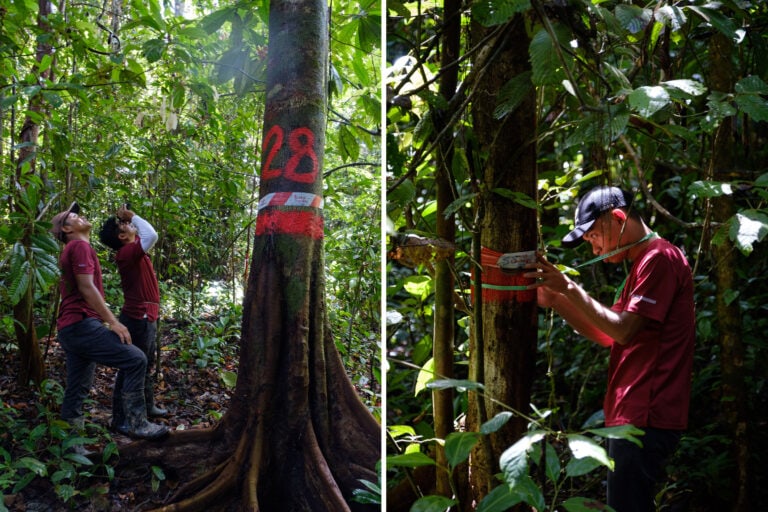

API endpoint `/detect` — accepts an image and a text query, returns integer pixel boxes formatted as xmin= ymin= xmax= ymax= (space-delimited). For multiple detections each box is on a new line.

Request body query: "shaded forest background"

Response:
xmin=386 ymin=0 xmax=768 ymax=511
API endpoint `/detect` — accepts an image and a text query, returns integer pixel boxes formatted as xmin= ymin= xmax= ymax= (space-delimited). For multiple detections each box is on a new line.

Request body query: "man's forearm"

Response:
xmin=551 ymin=291 xmax=614 ymax=347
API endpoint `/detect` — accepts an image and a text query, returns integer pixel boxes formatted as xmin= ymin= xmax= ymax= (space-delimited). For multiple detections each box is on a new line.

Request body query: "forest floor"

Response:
xmin=1 ymin=320 xmax=237 ymax=511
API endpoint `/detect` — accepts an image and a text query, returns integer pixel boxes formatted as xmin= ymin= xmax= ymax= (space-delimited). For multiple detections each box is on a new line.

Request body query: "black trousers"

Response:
xmin=607 ymin=427 xmax=682 ymax=512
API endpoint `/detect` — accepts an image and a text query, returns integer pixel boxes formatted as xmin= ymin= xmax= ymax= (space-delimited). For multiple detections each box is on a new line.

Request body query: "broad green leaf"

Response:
xmin=565 ymin=454 xmax=603 ymax=477
xmin=491 ymin=188 xmax=538 ymax=209
xmin=414 ymin=357 xmax=435 ymax=396
xmin=562 ymin=496 xmax=616 ymax=512
xmin=386 ymin=452 xmax=436 ymax=468
xmin=64 ymin=452 xmax=94 ymax=465
xmin=445 ymin=432 xmax=481 ymax=469
xmin=686 ymin=6 xmax=738 ymax=41
xmin=662 ymin=79 xmax=706 ymax=96
xmin=566 ymin=434 xmax=614 ymax=470
xmin=586 ymin=425 xmax=644 ymax=447
xmin=403 ymin=275 xmax=433 ymax=300
xmin=220 ymin=370 xmax=237 ymax=388
xmin=411 ymin=495 xmax=457 ymax=512
xmin=142 ymin=38 xmax=166 ymax=63
xmin=426 ymin=379 xmax=485 ymax=392
xmin=472 ymin=0 xmax=531 ymax=27
xmin=530 ymin=25 xmax=572 ymax=86
xmin=388 ymin=424 xmax=416 ymax=439
xmin=692 ymin=180 xmax=730 ymax=198
xmin=338 ymin=124 xmax=360 ymax=162
xmin=476 ymin=483 xmax=525 ymax=512
xmin=735 ymin=93 xmax=768 ymax=122
xmin=655 ymin=5 xmax=686 ymax=31
xmin=729 ymin=210 xmax=768 ymax=255
xmin=628 ymin=86 xmax=669 ymax=117
xmin=13 ymin=456 xmax=47 ymax=476
xmin=500 ymin=431 xmax=545 ymax=487
xmin=494 ymin=71 xmax=533 ymax=119
xmin=735 ymin=75 xmax=768 ymax=95
xmin=481 ymin=411 xmax=514 ymax=434
xmin=614 ymin=4 xmax=651 ymax=34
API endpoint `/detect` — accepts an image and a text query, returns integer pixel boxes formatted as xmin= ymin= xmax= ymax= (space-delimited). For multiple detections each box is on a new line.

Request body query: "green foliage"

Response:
xmin=0 ymin=381 xmax=118 ymax=508
xmin=387 ymin=379 xmax=643 ymax=511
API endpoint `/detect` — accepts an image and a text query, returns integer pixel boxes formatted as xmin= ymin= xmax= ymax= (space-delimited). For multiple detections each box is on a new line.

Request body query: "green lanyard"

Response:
xmin=573 ymin=231 xmax=656 ymax=303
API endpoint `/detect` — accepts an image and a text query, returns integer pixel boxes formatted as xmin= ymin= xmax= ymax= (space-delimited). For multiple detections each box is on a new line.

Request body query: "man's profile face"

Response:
xmin=62 ymin=212 xmax=92 ymax=237
xmin=583 ymin=211 xmax=625 ymax=263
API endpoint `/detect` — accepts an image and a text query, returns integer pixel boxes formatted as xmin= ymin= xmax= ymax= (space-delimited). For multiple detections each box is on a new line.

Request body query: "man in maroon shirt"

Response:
xmin=525 ymin=186 xmax=695 ymax=512
xmin=99 ymin=205 xmax=168 ymax=434
xmin=51 ymin=202 xmax=168 ymax=440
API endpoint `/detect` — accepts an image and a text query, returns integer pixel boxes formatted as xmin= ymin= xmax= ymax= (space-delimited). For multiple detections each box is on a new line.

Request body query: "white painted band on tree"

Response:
xmin=258 ymin=192 xmax=324 ymax=210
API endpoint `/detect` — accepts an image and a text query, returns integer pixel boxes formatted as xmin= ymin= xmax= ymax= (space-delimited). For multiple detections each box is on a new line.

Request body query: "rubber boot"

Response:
xmin=67 ymin=416 xmax=95 ymax=457
xmin=123 ymin=391 xmax=169 ymax=440
xmin=145 ymin=382 xmax=168 ymax=417
xmin=110 ymin=393 xmax=130 ymax=435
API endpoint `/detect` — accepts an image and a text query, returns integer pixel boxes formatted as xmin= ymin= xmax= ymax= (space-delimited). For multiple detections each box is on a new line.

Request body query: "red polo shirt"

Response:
xmin=58 ymin=240 xmax=104 ymax=330
xmin=115 ymin=236 xmax=160 ymax=322
xmin=606 ymin=238 xmax=695 ymax=430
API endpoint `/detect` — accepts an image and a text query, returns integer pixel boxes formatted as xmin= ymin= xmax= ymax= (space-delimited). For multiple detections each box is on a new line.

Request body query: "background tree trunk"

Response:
xmin=708 ymin=31 xmax=749 ymax=512
xmin=119 ymin=0 xmax=380 ymax=509
xmin=466 ymin=14 xmax=538 ymax=505
xmin=13 ymin=0 xmax=54 ymax=386
xmin=432 ymin=0 xmax=461 ymax=497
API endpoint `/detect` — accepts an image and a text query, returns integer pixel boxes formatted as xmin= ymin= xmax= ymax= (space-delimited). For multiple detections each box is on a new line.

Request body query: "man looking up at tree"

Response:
xmin=51 ymin=202 xmax=168 ymax=440
xmin=99 ymin=204 xmax=168 ymax=435
xmin=524 ymin=186 xmax=695 ymax=512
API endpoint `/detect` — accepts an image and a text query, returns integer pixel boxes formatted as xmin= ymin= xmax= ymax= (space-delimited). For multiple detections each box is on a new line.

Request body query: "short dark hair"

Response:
xmin=99 ymin=216 xmax=123 ymax=251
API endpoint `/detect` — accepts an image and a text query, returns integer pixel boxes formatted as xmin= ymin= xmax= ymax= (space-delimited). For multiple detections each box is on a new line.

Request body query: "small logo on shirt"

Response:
xmin=632 ymin=294 xmax=657 ymax=305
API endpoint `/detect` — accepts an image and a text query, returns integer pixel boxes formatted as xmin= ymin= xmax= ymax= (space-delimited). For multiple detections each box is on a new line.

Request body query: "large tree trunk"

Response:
xmin=708 ymin=31 xmax=749 ymax=512
xmin=466 ymin=14 xmax=538 ymax=506
xmin=119 ymin=1 xmax=380 ymax=510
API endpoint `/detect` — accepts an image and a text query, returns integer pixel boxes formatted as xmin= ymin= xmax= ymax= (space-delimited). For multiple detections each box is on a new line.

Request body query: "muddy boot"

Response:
xmin=145 ymin=385 xmax=167 ymax=417
xmin=110 ymin=393 xmax=130 ymax=435
xmin=66 ymin=416 xmax=95 ymax=457
xmin=123 ymin=391 xmax=169 ymax=440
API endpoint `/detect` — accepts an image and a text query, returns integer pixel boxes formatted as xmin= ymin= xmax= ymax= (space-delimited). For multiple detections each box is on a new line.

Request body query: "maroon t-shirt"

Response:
xmin=606 ymin=238 xmax=695 ymax=430
xmin=115 ymin=236 xmax=160 ymax=322
xmin=58 ymin=240 xmax=104 ymax=330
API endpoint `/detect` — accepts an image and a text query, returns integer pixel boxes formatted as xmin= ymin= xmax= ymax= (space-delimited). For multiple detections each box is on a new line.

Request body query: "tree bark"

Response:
xmin=466 ymin=14 xmax=538 ymax=506
xmin=118 ymin=1 xmax=380 ymax=510
xmin=13 ymin=0 xmax=53 ymax=386
xmin=431 ymin=0 xmax=461 ymax=498
xmin=708 ymin=31 xmax=749 ymax=512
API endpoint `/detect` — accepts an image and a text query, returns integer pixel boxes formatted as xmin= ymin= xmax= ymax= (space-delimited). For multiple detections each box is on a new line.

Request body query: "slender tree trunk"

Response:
xmin=13 ymin=0 xmax=53 ymax=386
xmin=120 ymin=1 xmax=379 ymax=510
xmin=466 ymin=15 xmax=538 ymax=506
xmin=708 ymin=31 xmax=749 ymax=512
xmin=432 ymin=0 xmax=461 ymax=498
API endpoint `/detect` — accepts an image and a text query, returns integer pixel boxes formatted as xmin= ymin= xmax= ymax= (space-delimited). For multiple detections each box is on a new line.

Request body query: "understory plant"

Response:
xmin=387 ymin=379 xmax=643 ymax=512
xmin=0 ymin=380 xmax=118 ymax=509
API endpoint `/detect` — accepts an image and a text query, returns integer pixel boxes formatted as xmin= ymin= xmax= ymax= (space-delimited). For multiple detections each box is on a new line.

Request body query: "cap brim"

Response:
xmin=52 ymin=202 xmax=81 ymax=241
xmin=561 ymin=220 xmax=596 ymax=248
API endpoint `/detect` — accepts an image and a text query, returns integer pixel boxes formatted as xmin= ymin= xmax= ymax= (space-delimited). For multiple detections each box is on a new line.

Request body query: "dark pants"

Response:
xmin=58 ymin=318 xmax=147 ymax=421
xmin=607 ymin=427 xmax=682 ymax=512
xmin=114 ymin=314 xmax=157 ymax=401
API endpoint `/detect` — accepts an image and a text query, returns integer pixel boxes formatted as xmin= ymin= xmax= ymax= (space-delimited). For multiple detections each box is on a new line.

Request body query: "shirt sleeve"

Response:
xmin=623 ymin=252 xmax=678 ymax=324
xmin=131 ymin=214 xmax=158 ymax=252
xmin=69 ymin=241 xmax=96 ymax=275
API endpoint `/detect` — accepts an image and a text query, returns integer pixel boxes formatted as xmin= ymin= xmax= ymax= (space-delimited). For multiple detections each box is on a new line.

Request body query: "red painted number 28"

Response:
xmin=261 ymin=125 xmax=318 ymax=183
